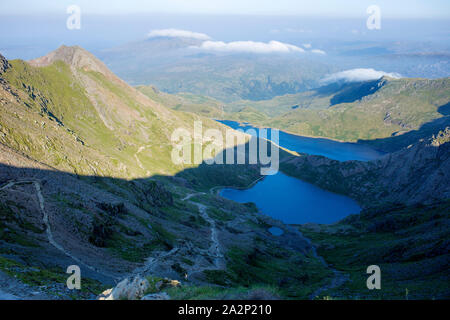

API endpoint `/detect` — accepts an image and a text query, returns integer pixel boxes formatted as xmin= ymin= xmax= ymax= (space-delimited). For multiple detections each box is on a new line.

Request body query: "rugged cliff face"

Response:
xmin=281 ymin=128 xmax=450 ymax=208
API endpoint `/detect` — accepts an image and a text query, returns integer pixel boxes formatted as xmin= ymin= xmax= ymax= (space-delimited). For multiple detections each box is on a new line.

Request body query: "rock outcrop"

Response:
xmin=98 ymin=276 xmax=150 ymax=300
xmin=98 ymin=275 xmax=179 ymax=300
xmin=0 ymin=54 xmax=10 ymax=75
xmin=143 ymin=181 xmax=174 ymax=207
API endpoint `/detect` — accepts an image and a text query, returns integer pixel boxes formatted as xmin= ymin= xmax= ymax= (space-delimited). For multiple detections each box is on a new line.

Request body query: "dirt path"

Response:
xmin=310 ymin=268 xmax=349 ymax=299
xmin=288 ymin=226 xmax=348 ymax=299
xmin=181 ymin=192 xmax=205 ymax=201
xmin=132 ymin=247 xmax=179 ymax=276
xmin=180 ymin=189 xmax=346 ymax=298
xmin=133 ymin=192 xmax=225 ymax=278
xmin=180 ymin=192 xmax=224 ymax=268
xmin=190 ymin=202 xmax=225 ymax=269
xmin=0 ymin=180 xmax=118 ymax=281
xmin=209 ymin=176 xmax=265 ymax=196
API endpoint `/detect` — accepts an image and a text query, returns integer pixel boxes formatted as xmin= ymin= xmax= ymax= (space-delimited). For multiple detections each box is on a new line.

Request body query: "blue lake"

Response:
xmin=218 ymin=120 xmax=385 ymax=224
xmin=218 ymin=120 xmax=384 ymax=162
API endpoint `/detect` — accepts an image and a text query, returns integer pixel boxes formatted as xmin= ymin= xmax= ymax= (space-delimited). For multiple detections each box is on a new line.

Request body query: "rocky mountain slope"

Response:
xmin=299 ymin=199 xmax=450 ymax=299
xmin=0 ymin=47 xmax=331 ymax=300
xmin=1 ymin=45 xmax=254 ymax=180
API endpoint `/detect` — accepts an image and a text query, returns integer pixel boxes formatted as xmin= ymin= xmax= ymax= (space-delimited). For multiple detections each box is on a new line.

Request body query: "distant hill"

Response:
xmin=99 ymin=37 xmax=335 ymax=102
xmin=136 ymin=84 xmax=224 ymax=119
xmin=225 ymin=77 xmax=450 ymax=151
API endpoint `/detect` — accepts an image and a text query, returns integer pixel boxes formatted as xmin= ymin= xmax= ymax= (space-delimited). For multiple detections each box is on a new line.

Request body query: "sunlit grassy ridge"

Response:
xmin=145 ymin=76 xmax=450 ymax=151
xmin=137 ymin=85 xmax=224 ymax=119
xmin=0 ymin=47 xmax=257 ymax=182
xmin=222 ymin=77 xmax=450 ymax=147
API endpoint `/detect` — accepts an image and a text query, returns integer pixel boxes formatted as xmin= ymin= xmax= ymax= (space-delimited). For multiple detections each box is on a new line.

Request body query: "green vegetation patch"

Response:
xmin=298 ymin=201 xmax=450 ymax=299
xmin=0 ymin=255 xmax=107 ymax=296
xmin=0 ymin=202 xmax=43 ymax=247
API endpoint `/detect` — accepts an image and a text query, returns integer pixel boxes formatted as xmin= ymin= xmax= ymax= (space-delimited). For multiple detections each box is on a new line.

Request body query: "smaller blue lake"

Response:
xmin=221 ymin=171 xmax=362 ymax=224
xmin=218 ymin=120 xmax=385 ymax=224
xmin=268 ymin=227 xmax=284 ymax=236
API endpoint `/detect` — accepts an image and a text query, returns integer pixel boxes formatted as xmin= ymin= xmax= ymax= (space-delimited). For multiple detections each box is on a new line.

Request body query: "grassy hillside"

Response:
xmin=136 ymin=85 xmax=224 ymax=119
xmin=224 ymin=77 xmax=450 ymax=150
xmin=225 ymin=81 xmax=361 ymax=117
xmin=0 ymin=46 xmax=260 ymax=184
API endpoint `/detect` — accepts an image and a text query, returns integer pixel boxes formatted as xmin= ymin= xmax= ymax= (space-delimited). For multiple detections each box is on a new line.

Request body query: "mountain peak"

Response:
xmin=29 ymin=45 xmax=110 ymax=75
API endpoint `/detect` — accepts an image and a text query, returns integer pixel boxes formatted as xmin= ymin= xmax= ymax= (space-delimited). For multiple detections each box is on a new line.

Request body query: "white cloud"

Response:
xmin=311 ymin=49 xmax=326 ymax=55
xmin=322 ymin=68 xmax=402 ymax=84
xmin=285 ymin=28 xmax=309 ymax=33
xmin=193 ymin=40 xmax=305 ymax=54
xmin=147 ymin=28 xmax=322 ymax=55
xmin=147 ymin=28 xmax=211 ymax=40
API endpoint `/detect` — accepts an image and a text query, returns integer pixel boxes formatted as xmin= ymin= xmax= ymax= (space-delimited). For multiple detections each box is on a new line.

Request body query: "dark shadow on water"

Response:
xmin=438 ymin=102 xmax=450 ymax=116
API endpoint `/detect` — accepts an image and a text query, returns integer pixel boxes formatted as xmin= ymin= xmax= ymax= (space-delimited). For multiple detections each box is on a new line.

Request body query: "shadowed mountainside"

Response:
xmin=281 ymin=128 xmax=450 ymax=208
xmin=0 ymin=140 xmax=332 ymax=300
xmin=1 ymin=45 xmax=449 ymax=300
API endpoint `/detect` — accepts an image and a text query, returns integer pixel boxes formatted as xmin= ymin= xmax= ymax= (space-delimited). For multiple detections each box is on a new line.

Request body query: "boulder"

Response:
xmin=0 ymin=54 xmax=10 ymax=74
xmin=155 ymin=278 xmax=181 ymax=291
xmin=98 ymin=276 xmax=149 ymax=300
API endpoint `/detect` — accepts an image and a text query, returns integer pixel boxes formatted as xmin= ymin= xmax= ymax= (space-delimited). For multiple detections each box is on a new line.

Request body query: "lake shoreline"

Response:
xmin=220 ymin=171 xmax=362 ymax=225
xmin=221 ymin=118 xmax=388 ymax=155
xmin=210 ymin=175 xmax=266 ymax=196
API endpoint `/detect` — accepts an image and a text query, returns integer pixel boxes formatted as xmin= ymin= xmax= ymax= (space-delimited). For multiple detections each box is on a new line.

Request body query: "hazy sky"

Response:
xmin=2 ymin=0 xmax=450 ymax=18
